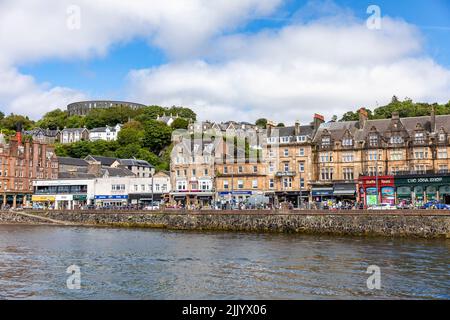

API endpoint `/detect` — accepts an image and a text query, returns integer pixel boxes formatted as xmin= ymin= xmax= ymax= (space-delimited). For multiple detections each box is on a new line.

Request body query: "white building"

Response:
xmin=32 ymin=172 xmax=171 ymax=209
xmin=89 ymin=124 xmax=122 ymax=142
xmin=60 ymin=127 xmax=89 ymax=144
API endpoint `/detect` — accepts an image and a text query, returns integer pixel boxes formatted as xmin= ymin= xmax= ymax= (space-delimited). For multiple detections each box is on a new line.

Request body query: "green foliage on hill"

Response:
xmin=340 ymin=96 xmax=450 ymax=121
xmin=35 ymin=104 xmax=196 ymax=172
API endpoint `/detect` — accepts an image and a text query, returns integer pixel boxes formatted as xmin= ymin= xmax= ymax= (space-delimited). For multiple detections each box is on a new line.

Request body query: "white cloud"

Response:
xmin=0 ymin=0 xmax=281 ymax=118
xmin=127 ymin=16 xmax=450 ymax=124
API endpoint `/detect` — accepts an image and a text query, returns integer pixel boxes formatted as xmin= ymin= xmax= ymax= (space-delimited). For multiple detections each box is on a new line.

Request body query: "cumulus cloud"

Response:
xmin=0 ymin=0 xmax=281 ymax=118
xmin=126 ymin=16 xmax=450 ymax=124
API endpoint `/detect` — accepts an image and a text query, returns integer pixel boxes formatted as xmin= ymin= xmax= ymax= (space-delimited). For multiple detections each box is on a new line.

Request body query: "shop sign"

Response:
xmin=73 ymin=195 xmax=87 ymax=201
xmin=32 ymin=195 xmax=55 ymax=202
xmin=396 ymin=176 xmax=450 ymax=186
xmin=55 ymin=195 xmax=73 ymax=201
xmin=95 ymin=195 xmax=128 ymax=200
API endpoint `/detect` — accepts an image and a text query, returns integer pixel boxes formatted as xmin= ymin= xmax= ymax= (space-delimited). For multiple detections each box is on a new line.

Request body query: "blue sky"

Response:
xmin=2 ymin=0 xmax=450 ymax=122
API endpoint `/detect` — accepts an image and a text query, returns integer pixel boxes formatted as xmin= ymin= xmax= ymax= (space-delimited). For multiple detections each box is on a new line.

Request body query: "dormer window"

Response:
xmin=415 ymin=132 xmax=425 ymax=143
xmin=342 ymin=138 xmax=353 ymax=146
xmin=281 ymin=136 xmax=290 ymax=143
xmin=321 ymin=137 xmax=331 ymax=146
xmin=439 ymin=133 xmax=446 ymax=142
xmin=296 ymin=136 xmax=306 ymax=142
xmin=390 ymin=136 xmax=403 ymax=144
xmin=369 ymin=135 xmax=378 ymax=147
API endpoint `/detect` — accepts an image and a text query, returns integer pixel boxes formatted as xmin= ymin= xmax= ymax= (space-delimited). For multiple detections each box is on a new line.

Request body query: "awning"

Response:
xmin=312 ymin=188 xmax=334 ymax=196
xmin=333 ymin=184 xmax=356 ymax=196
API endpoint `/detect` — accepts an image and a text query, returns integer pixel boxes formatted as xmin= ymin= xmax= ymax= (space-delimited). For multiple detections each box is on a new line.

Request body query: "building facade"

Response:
xmin=1 ymin=132 xmax=58 ymax=208
xmin=89 ymin=124 xmax=122 ymax=142
xmin=67 ymin=100 xmax=147 ymax=116
xmin=60 ymin=127 xmax=89 ymax=144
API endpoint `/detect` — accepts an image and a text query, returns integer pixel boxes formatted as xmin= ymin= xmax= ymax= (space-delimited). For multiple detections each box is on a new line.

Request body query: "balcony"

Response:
xmin=275 ymin=171 xmax=296 ymax=177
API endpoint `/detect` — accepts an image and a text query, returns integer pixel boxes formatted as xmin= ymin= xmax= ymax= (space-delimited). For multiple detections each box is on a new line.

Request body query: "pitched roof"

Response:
xmin=101 ymin=167 xmax=135 ymax=177
xmin=117 ymin=159 xmax=154 ymax=168
xmin=58 ymin=157 xmax=89 ymax=167
xmin=85 ymin=155 xmax=118 ymax=166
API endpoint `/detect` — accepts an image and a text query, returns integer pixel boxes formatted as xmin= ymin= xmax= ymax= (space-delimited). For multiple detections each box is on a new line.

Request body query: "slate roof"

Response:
xmin=117 ymin=159 xmax=154 ymax=168
xmin=58 ymin=157 xmax=89 ymax=167
xmin=85 ymin=155 xmax=118 ymax=166
xmin=101 ymin=167 xmax=135 ymax=177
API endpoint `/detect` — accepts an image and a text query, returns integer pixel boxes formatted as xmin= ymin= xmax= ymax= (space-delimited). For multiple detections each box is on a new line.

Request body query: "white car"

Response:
xmin=143 ymin=203 xmax=160 ymax=210
xmin=368 ymin=203 xmax=397 ymax=210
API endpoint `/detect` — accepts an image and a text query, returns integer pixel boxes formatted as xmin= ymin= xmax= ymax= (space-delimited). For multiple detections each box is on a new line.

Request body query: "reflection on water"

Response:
xmin=0 ymin=225 xmax=448 ymax=299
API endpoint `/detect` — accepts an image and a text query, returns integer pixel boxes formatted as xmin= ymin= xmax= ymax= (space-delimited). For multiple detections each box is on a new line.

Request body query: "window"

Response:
xmin=238 ymin=166 xmax=243 ymax=173
xmin=297 ymin=136 xmax=306 ymax=142
xmin=223 ymin=166 xmax=228 ymax=174
xmin=204 ymin=169 xmax=208 ymax=175
xmin=223 ymin=180 xmax=229 ymax=189
xmin=298 ymin=148 xmax=305 ymax=156
xmin=368 ymin=150 xmax=381 ymax=161
xmin=176 ymin=181 xmax=187 ymax=190
xmin=438 ymin=165 xmax=448 ymax=173
xmin=284 ymin=148 xmax=289 ymax=157
xmin=320 ymin=167 xmax=333 ymax=181
xmin=321 ymin=137 xmax=330 ymax=146
xmin=299 ymin=162 xmax=305 ymax=172
xmin=268 ymin=149 xmax=276 ymax=157
xmin=415 ymin=132 xmax=425 ymax=143
xmin=390 ymin=136 xmax=403 ymax=144
xmin=390 ymin=150 xmax=403 ymax=161
xmin=269 ymin=162 xmax=275 ymax=173
xmin=252 ymin=180 xmax=258 ymax=189
xmin=342 ymin=138 xmax=353 ymax=146
xmin=253 ymin=165 xmax=258 ymax=173
xmin=141 ymin=184 xmax=145 ymax=191
xmin=369 ymin=135 xmax=378 ymax=147
xmin=284 ymin=162 xmax=290 ymax=172
xmin=343 ymin=168 xmax=354 ymax=180
xmin=414 ymin=148 xmax=428 ymax=159
xmin=319 ymin=152 xmax=333 ymax=163
xmin=200 ymin=180 xmax=211 ymax=190
xmin=414 ymin=164 xmax=426 ymax=173
xmin=342 ymin=153 xmax=354 ymax=162
xmin=437 ymin=148 xmax=447 ymax=159
xmin=237 ymin=180 xmax=244 ymax=189
xmin=300 ymin=178 xmax=305 ymax=189
xmin=281 ymin=136 xmax=290 ymax=143
xmin=368 ymin=166 xmax=383 ymax=176
xmin=283 ymin=177 xmax=292 ymax=189
xmin=439 ymin=133 xmax=446 ymax=142
xmin=192 ymin=169 xmax=196 ymax=176
xmin=269 ymin=179 xmax=274 ymax=189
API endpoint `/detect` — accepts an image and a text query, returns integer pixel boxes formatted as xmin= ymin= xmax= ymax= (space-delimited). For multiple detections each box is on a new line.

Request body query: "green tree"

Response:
xmin=117 ymin=127 xmax=145 ymax=146
xmin=276 ymin=123 xmax=285 ymax=127
xmin=0 ymin=114 xmax=34 ymax=130
xmin=143 ymin=120 xmax=172 ymax=154
xmin=35 ymin=109 xmax=67 ymax=129
xmin=255 ymin=118 xmax=267 ymax=128
xmin=170 ymin=118 xmax=189 ymax=130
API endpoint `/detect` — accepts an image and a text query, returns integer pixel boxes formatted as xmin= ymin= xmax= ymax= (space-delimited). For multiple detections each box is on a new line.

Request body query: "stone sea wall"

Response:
xmin=3 ymin=210 xmax=447 ymax=239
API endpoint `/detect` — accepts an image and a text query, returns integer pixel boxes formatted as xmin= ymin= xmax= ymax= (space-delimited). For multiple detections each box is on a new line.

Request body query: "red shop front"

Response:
xmin=358 ymin=176 xmax=395 ymax=207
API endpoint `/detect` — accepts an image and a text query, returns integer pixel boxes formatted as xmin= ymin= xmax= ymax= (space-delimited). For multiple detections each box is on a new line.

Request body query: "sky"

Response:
xmin=1 ymin=0 xmax=450 ymax=124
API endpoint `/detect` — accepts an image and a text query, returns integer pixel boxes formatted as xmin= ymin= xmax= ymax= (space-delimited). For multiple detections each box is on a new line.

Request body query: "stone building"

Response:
xmin=60 ymin=127 xmax=89 ymax=144
xmin=67 ymin=100 xmax=147 ymax=116
xmin=265 ymin=116 xmax=321 ymax=207
xmin=1 ymin=131 xmax=58 ymax=208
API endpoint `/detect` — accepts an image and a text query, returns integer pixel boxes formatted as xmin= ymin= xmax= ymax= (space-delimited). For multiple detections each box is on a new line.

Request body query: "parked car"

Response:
xmin=368 ymin=203 xmax=397 ymax=210
xmin=421 ymin=201 xmax=450 ymax=210
xmin=143 ymin=202 xmax=160 ymax=210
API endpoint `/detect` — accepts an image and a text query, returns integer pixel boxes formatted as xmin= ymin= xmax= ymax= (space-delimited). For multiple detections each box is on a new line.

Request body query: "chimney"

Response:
xmin=313 ymin=114 xmax=325 ymax=131
xmin=16 ymin=123 xmax=23 ymax=146
xmin=294 ymin=120 xmax=300 ymax=135
xmin=392 ymin=111 xmax=400 ymax=120
xmin=87 ymin=161 xmax=102 ymax=176
xmin=358 ymin=108 xmax=368 ymax=129
xmin=431 ymin=105 xmax=436 ymax=132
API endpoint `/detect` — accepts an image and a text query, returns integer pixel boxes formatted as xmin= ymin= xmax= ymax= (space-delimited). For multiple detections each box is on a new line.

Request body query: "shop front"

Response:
xmin=394 ymin=174 xmax=450 ymax=205
xmin=333 ymin=183 xmax=357 ymax=201
xmin=31 ymin=195 xmax=56 ymax=209
xmin=170 ymin=191 xmax=215 ymax=207
xmin=129 ymin=193 xmax=163 ymax=207
xmin=311 ymin=187 xmax=334 ymax=206
xmin=218 ymin=191 xmax=252 ymax=206
xmin=358 ymin=176 xmax=395 ymax=207
xmin=274 ymin=191 xmax=310 ymax=208
xmin=95 ymin=195 xmax=128 ymax=208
